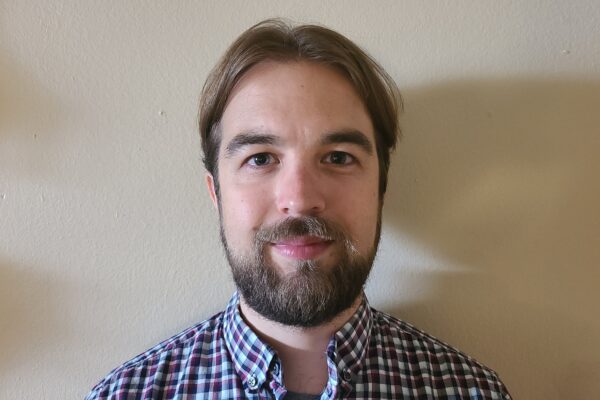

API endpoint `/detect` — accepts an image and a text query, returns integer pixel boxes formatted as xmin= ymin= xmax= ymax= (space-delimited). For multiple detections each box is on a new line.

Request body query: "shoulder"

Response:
xmin=85 ymin=311 xmax=228 ymax=400
xmin=368 ymin=308 xmax=511 ymax=398
xmin=371 ymin=308 xmax=495 ymax=372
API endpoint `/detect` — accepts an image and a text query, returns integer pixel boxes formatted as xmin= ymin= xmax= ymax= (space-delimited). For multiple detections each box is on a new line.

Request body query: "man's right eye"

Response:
xmin=246 ymin=153 xmax=275 ymax=167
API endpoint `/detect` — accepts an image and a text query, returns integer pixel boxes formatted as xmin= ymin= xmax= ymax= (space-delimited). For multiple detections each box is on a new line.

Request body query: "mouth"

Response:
xmin=271 ymin=235 xmax=333 ymax=260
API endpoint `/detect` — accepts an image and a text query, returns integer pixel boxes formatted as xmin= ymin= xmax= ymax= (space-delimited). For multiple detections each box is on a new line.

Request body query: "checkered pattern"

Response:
xmin=86 ymin=293 xmax=511 ymax=399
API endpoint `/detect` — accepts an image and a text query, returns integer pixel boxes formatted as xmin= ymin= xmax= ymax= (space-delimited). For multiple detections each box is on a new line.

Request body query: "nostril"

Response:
xmin=275 ymin=175 xmax=326 ymax=215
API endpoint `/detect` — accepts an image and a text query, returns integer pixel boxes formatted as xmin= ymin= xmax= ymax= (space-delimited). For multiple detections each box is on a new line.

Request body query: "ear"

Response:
xmin=205 ymin=173 xmax=219 ymax=210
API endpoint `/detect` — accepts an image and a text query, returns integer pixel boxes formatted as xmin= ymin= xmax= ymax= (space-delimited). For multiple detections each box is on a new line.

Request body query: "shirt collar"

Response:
xmin=223 ymin=292 xmax=276 ymax=391
xmin=333 ymin=294 xmax=373 ymax=383
xmin=223 ymin=292 xmax=373 ymax=392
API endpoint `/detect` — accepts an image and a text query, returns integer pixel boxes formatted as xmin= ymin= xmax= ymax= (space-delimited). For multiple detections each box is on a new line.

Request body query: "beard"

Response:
xmin=220 ymin=215 xmax=380 ymax=327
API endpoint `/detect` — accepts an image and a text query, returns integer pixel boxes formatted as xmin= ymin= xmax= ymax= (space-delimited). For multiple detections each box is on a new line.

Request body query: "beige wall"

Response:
xmin=2 ymin=1 xmax=599 ymax=399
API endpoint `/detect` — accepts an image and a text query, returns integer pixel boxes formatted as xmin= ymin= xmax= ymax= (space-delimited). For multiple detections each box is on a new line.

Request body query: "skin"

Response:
xmin=206 ymin=61 xmax=380 ymax=394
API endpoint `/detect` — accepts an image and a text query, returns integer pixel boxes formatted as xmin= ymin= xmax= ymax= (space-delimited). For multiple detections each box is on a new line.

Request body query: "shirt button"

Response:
xmin=247 ymin=374 xmax=258 ymax=389
xmin=273 ymin=362 xmax=280 ymax=375
xmin=342 ymin=369 xmax=352 ymax=382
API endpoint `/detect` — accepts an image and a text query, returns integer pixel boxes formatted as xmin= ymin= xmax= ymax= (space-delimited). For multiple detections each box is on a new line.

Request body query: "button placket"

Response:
xmin=247 ymin=374 xmax=259 ymax=390
xmin=342 ymin=368 xmax=352 ymax=382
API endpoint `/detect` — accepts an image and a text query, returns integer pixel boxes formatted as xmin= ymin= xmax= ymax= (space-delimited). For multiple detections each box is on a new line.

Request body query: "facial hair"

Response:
xmin=220 ymin=215 xmax=379 ymax=327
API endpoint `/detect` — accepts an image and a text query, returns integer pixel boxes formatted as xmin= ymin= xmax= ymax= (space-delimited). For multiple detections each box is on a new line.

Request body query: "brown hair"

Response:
xmin=199 ymin=18 xmax=401 ymax=195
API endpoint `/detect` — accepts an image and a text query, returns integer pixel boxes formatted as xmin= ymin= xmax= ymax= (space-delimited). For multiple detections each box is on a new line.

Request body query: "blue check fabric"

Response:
xmin=86 ymin=293 xmax=511 ymax=399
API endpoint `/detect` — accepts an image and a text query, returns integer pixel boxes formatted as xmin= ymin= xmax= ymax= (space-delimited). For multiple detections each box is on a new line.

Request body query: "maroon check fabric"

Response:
xmin=86 ymin=292 xmax=511 ymax=399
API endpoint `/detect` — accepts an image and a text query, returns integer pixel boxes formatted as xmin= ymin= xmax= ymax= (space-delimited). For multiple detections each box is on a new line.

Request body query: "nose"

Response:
xmin=275 ymin=161 xmax=326 ymax=216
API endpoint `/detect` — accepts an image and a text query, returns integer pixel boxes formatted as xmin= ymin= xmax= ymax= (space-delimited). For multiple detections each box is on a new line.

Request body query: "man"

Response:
xmin=86 ymin=19 xmax=511 ymax=399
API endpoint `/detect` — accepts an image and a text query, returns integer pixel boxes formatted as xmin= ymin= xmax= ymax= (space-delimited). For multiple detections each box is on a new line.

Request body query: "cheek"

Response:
xmin=337 ymin=183 xmax=380 ymax=251
xmin=219 ymin=184 xmax=271 ymax=242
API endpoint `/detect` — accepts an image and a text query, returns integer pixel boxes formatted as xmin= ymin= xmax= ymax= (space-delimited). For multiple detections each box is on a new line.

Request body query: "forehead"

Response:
xmin=219 ymin=61 xmax=374 ymax=146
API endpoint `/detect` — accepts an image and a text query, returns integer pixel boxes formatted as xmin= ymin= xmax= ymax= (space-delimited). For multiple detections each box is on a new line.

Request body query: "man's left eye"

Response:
xmin=324 ymin=151 xmax=355 ymax=165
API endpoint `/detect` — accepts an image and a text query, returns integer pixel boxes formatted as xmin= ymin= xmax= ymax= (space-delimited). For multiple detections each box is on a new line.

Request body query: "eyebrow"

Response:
xmin=223 ymin=129 xmax=374 ymax=158
xmin=224 ymin=131 xmax=280 ymax=158
xmin=321 ymin=130 xmax=374 ymax=155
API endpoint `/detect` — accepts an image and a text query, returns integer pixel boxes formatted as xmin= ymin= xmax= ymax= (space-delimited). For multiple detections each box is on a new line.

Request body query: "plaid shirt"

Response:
xmin=86 ymin=293 xmax=511 ymax=399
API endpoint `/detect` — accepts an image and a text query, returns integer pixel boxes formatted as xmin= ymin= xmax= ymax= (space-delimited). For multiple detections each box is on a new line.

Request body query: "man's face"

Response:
xmin=207 ymin=61 xmax=381 ymax=326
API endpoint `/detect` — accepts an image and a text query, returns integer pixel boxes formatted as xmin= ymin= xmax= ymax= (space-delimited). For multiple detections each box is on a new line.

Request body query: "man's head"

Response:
xmin=199 ymin=18 xmax=401 ymax=197
xmin=199 ymin=19 xmax=401 ymax=327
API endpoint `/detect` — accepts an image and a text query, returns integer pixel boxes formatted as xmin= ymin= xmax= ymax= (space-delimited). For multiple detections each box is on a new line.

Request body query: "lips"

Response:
xmin=271 ymin=236 xmax=333 ymax=260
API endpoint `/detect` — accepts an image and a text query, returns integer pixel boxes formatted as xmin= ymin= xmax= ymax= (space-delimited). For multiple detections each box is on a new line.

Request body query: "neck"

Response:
xmin=238 ymin=294 xmax=363 ymax=394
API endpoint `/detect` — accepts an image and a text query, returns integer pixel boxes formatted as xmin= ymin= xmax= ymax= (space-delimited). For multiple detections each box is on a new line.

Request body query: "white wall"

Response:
xmin=1 ymin=1 xmax=599 ymax=399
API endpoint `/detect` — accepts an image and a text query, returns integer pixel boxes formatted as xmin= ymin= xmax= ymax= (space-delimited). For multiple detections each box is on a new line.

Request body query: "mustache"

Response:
xmin=255 ymin=216 xmax=349 ymax=244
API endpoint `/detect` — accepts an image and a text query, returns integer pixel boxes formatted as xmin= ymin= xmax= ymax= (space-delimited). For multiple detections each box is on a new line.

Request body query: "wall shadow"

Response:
xmin=381 ymin=78 xmax=600 ymax=400
xmin=0 ymin=258 xmax=64 ymax=374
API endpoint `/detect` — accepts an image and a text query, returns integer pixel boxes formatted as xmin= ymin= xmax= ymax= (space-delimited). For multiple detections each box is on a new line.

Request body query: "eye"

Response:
xmin=246 ymin=153 xmax=276 ymax=167
xmin=323 ymin=151 xmax=356 ymax=165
